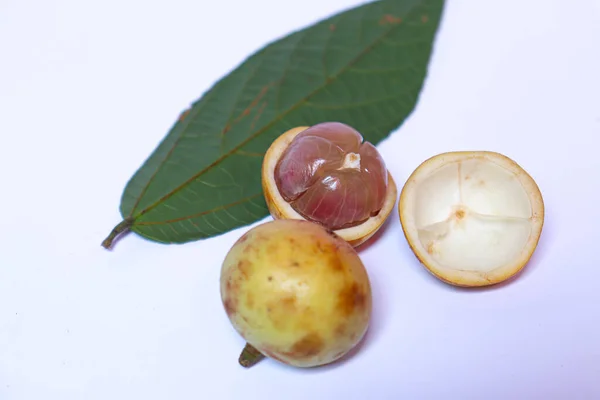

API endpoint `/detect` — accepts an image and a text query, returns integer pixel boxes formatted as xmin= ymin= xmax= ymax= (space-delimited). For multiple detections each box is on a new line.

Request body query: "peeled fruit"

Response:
xmin=399 ymin=151 xmax=545 ymax=287
xmin=262 ymin=122 xmax=397 ymax=248
xmin=220 ymin=219 xmax=372 ymax=368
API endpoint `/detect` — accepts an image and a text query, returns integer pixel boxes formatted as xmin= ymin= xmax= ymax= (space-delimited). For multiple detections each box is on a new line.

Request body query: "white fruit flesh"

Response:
xmin=400 ymin=151 xmax=544 ymax=286
xmin=340 ymin=153 xmax=361 ymax=171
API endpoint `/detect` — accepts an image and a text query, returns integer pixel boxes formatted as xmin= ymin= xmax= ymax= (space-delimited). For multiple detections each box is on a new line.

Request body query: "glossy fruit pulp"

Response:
xmin=274 ymin=122 xmax=388 ymax=230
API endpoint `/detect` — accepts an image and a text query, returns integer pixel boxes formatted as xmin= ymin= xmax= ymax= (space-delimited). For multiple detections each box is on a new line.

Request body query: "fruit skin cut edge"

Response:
xmin=262 ymin=126 xmax=398 ymax=248
xmin=398 ymin=151 xmax=545 ymax=287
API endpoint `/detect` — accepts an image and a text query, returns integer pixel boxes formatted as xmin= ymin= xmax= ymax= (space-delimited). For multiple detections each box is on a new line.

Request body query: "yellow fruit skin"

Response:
xmin=220 ymin=219 xmax=372 ymax=368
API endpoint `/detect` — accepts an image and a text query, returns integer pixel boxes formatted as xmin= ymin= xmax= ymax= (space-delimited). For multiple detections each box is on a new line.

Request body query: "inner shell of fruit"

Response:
xmin=414 ymin=159 xmax=534 ymax=272
xmin=274 ymin=122 xmax=388 ymax=230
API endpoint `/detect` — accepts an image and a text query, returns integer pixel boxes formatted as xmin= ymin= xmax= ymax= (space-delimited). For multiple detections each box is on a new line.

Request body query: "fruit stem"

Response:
xmin=238 ymin=342 xmax=265 ymax=368
xmin=101 ymin=218 xmax=134 ymax=249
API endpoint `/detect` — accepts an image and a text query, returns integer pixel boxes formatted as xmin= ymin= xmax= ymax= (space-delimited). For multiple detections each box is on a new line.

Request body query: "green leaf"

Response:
xmin=102 ymin=0 xmax=445 ymax=249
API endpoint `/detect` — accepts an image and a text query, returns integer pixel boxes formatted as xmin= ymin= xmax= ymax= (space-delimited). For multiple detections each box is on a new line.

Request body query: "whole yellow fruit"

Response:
xmin=220 ymin=219 xmax=372 ymax=368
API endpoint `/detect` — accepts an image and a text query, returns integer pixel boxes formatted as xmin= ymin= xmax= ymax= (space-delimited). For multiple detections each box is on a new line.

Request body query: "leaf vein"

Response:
xmin=136 ymin=193 xmax=263 ymax=226
xmin=133 ymin=10 xmax=434 ymax=222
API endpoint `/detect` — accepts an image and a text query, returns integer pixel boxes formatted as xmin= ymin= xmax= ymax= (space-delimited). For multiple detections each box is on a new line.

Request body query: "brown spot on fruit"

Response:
xmin=267 ymin=276 xmax=273 ymax=281
xmin=421 ymin=15 xmax=429 ymax=23
xmin=246 ymin=292 xmax=255 ymax=309
xmin=294 ymin=318 xmax=314 ymax=333
xmin=235 ymin=233 xmax=249 ymax=245
xmin=223 ymin=297 xmax=236 ymax=316
xmin=337 ymin=282 xmax=367 ymax=317
xmin=313 ymin=238 xmax=324 ymax=253
xmin=477 ymin=179 xmax=486 ymax=186
xmin=282 ymin=332 xmax=324 ymax=359
xmin=329 ymin=255 xmax=344 ymax=272
xmin=280 ymin=294 xmax=297 ymax=312
xmin=226 ymin=276 xmax=241 ymax=299
xmin=237 ymin=259 xmax=252 ymax=279
xmin=244 ymin=244 xmax=256 ymax=255
xmin=290 ymin=261 xmax=300 ymax=268
xmin=329 ymin=24 xmax=336 ymax=31
xmin=267 ymin=294 xmax=299 ymax=330
xmin=465 ymin=174 xmax=471 ymax=180
xmin=314 ymin=239 xmax=336 ymax=256
xmin=335 ymin=323 xmax=347 ymax=337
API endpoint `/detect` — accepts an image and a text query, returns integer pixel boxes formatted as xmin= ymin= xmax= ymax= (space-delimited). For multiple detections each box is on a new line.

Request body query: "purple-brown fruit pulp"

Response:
xmin=274 ymin=122 xmax=388 ymax=230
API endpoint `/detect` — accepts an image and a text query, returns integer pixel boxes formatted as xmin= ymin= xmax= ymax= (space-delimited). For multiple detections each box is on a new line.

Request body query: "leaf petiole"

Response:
xmin=101 ymin=218 xmax=134 ymax=249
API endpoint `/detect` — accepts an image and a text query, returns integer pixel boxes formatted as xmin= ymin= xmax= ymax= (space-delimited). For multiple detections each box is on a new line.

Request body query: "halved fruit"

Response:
xmin=399 ymin=151 xmax=545 ymax=287
xmin=262 ymin=122 xmax=397 ymax=248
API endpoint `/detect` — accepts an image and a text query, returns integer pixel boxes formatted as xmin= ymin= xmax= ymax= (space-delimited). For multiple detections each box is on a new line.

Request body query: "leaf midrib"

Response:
xmin=127 ymin=37 xmax=283 ymax=218
xmin=133 ymin=11 xmax=412 ymax=224
xmin=136 ymin=193 xmax=264 ymax=226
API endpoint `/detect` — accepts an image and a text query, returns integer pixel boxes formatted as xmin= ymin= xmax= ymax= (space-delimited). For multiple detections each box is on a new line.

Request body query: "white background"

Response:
xmin=1 ymin=0 xmax=599 ymax=399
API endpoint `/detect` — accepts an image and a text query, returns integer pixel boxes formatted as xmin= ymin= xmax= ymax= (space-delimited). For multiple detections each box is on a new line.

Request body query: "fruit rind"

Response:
xmin=399 ymin=151 xmax=545 ymax=287
xmin=262 ymin=126 xmax=397 ymax=248
xmin=220 ymin=219 xmax=372 ymax=368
